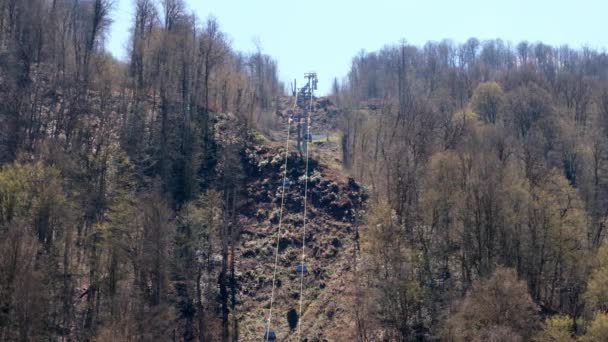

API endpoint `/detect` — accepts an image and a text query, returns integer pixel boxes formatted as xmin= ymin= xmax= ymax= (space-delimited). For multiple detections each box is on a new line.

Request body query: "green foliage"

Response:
xmin=444 ymin=267 xmax=540 ymax=341
xmin=360 ymin=202 xmax=427 ymax=339
xmin=0 ymin=161 xmax=68 ymax=339
xmin=535 ymin=315 xmax=575 ymax=342
xmin=584 ymin=245 xmax=608 ymax=312
xmin=507 ymin=83 xmax=554 ymax=137
xmin=583 ymin=313 xmax=608 ymax=342
xmin=0 ymin=161 xmax=66 ymax=238
xmin=471 ymin=81 xmax=505 ymax=124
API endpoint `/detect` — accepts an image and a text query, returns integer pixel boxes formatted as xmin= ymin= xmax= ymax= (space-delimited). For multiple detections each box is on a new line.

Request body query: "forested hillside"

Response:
xmin=334 ymin=40 xmax=608 ymax=340
xmin=2 ymin=0 xmax=608 ymax=341
xmin=0 ymin=0 xmax=283 ymax=340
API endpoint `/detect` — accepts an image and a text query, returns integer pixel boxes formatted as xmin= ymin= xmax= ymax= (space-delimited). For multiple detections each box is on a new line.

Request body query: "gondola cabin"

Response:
xmin=264 ymin=329 xmax=277 ymax=341
xmin=295 ymin=264 xmax=308 ymax=275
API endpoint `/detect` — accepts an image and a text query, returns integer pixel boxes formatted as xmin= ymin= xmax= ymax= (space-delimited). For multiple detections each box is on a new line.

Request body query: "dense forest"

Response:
xmin=0 ymin=0 xmax=282 ymax=340
xmin=2 ymin=0 xmax=608 ymax=341
xmin=335 ymin=39 xmax=608 ymax=340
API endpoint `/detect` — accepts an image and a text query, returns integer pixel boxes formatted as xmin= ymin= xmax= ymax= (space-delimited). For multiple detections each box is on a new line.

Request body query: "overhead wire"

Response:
xmin=264 ymin=96 xmax=295 ymax=341
xmin=297 ymin=84 xmax=314 ymax=341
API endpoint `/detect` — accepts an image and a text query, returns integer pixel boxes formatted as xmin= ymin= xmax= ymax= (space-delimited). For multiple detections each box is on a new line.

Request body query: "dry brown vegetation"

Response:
xmin=3 ymin=1 xmax=608 ymax=341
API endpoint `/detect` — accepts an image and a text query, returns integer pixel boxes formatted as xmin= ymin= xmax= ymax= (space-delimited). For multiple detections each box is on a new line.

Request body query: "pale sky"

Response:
xmin=107 ymin=0 xmax=608 ymax=95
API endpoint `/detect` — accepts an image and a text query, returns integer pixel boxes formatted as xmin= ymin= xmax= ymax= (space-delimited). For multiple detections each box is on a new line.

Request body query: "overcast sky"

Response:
xmin=107 ymin=0 xmax=608 ymax=95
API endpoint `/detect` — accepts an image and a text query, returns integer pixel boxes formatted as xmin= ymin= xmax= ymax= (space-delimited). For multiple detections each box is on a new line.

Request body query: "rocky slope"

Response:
xmin=232 ymin=98 xmax=367 ymax=340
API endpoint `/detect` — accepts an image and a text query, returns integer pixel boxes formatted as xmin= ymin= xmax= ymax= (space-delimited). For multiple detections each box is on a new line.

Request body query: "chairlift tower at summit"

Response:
xmin=296 ymin=72 xmax=318 ymax=110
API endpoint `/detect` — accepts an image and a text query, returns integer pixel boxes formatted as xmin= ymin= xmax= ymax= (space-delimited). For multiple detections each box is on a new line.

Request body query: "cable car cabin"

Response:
xmin=302 ymin=127 xmax=313 ymax=141
xmin=281 ymin=179 xmax=294 ymax=187
xmin=264 ymin=329 xmax=277 ymax=341
xmin=295 ymin=264 xmax=309 ymax=275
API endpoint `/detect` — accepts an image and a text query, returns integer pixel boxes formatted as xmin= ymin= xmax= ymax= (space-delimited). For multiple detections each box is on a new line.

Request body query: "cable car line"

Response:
xmin=264 ymin=73 xmax=317 ymax=341
xmin=264 ymin=112 xmax=293 ymax=342
xmin=297 ymin=83 xmax=314 ymax=342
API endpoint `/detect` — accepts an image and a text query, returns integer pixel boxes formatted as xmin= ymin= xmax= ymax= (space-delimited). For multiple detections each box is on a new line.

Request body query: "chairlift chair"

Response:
xmin=264 ymin=329 xmax=277 ymax=341
xmin=295 ymin=264 xmax=308 ymax=275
